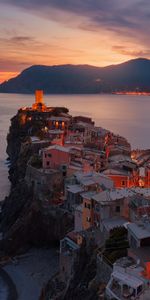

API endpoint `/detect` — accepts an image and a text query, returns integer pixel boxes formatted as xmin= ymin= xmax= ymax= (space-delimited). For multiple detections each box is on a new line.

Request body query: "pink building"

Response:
xmin=49 ymin=129 xmax=64 ymax=146
xmin=42 ymin=145 xmax=71 ymax=169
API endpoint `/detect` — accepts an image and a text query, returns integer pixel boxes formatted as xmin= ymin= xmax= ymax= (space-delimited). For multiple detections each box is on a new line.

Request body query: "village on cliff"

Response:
xmin=3 ymin=90 xmax=150 ymax=300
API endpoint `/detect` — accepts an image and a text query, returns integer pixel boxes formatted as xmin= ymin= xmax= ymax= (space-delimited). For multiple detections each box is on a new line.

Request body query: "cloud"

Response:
xmin=0 ymin=32 xmax=89 ymax=72
xmin=0 ymin=57 xmax=30 ymax=72
xmin=0 ymin=35 xmax=36 ymax=47
xmin=1 ymin=0 xmax=150 ymax=70
xmin=0 ymin=35 xmax=46 ymax=72
xmin=10 ymin=36 xmax=34 ymax=43
xmin=1 ymin=0 xmax=147 ymax=29
xmin=2 ymin=0 xmax=150 ymax=46
xmin=112 ymin=45 xmax=150 ymax=58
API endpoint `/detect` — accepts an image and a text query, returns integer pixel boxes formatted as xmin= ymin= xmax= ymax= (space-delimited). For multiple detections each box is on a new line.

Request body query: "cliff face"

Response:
xmin=1 ymin=110 xmax=73 ymax=255
xmin=6 ymin=114 xmax=33 ymax=185
xmin=42 ymin=243 xmax=101 ymax=300
xmin=63 ymin=247 xmax=98 ymax=300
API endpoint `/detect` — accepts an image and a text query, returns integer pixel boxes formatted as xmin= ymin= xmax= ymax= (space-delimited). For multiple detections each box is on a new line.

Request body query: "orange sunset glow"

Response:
xmin=1 ymin=2 xmax=150 ymax=297
xmin=0 ymin=1 xmax=150 ymax=83
xmin=0 ymin=72 xmax=19 ymax=83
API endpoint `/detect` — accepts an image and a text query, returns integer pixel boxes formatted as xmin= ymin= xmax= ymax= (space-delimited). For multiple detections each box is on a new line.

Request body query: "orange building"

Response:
xmin=104 ymin=167 xmax=150 ymax=189
xmin=109 ymin=174 xmax=130 ymax=188
xmin=103 ymin=168 xmax=134 ymax=188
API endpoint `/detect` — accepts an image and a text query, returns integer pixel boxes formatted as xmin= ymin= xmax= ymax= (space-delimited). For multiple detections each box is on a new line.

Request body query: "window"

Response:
xmin=45 ymin=153 xmax=47 ymax=158
xmin=62 ymin=165 xmax=67 ymax=170
xmin=86 ymin=217 xmax=91 ymax=222
xmin=121 ymin=180 xmax=126 ymax=186
xmin=47 ymin=161 xmax=50 ymax=166
xmin=95 ymin=205 xmax=100 ymax=212
xmin=85 ymin=202 xmax=91 ymax=209
xmin=48 ymin=153 xmax=52 ymax=158
xmin=116 ymin=206 xmax=120 ymax=213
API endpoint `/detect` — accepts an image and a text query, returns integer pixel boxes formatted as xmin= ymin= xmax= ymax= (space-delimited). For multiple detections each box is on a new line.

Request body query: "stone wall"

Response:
xmin=25 ymin=165 xmax=63 ymax=196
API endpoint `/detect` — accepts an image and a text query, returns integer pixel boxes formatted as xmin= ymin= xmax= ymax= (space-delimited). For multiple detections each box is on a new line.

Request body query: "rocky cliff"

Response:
xmin=0 ymin=110 xmax=73 ymax=255
xmin=41 ymin=243 xmax=104 ymax=300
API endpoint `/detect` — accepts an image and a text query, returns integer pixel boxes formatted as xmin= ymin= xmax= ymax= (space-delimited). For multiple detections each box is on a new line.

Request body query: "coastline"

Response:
xmin=1 ymin=93 xmax=150 ymax=299
xmin=0 ymin=267 xmax=17 ymax=300
xmin=3 ymin=248 xmax=59 ymax=300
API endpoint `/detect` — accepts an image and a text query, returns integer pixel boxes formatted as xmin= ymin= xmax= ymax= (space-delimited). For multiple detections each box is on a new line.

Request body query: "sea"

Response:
xmin=1 ymin=93 xmax=150 ymax=202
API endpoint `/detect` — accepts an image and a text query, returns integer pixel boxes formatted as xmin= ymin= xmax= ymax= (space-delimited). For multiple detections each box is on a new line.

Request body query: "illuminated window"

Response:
xmin=121 ymin=180 xmax=126 ymax=186
xmin=139 ymin=179 xmax=145 ymax=187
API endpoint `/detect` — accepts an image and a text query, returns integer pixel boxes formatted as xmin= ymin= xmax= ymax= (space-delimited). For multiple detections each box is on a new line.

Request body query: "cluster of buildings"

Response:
xmin=23 ymin=91 xmax=150 ymax=299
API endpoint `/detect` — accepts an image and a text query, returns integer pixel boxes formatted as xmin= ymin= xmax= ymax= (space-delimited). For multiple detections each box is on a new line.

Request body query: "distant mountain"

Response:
xmin=1 ymin=58 xmax=150 ymax=94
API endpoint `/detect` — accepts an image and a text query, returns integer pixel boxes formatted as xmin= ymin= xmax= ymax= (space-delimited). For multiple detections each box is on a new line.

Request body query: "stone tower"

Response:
xmin=35 ymin=90 xmax=43 ymax=104
xmin=32 ymin=90 xmax=46 ymax=111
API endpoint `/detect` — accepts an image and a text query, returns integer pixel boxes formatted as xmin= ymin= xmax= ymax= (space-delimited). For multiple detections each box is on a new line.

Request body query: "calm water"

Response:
xmin=0 ymin=93 xmax=150 ymax=201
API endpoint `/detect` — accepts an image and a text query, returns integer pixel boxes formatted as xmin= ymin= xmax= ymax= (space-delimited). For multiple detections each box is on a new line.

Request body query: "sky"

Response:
xmin=0 ymin=0 xmax=150 ymax=83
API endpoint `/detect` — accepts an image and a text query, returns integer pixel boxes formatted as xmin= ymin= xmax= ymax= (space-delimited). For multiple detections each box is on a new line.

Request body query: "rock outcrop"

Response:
xmin=0 ymin=110 xmax=73 ymax=255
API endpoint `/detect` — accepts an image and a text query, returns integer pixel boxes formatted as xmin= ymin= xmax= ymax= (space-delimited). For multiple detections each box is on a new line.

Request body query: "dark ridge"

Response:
xmin=1 ymin=58 xmax=150 ymax=94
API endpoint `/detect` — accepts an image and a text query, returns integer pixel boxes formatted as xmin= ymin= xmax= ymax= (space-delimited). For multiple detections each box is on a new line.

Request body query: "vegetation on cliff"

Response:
xmin=103 ymin=227 xmax=129 ymax=264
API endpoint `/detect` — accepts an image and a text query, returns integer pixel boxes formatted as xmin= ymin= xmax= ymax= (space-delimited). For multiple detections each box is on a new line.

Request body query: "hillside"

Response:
xmin=1 ymin=58 xmax=150 ymax=93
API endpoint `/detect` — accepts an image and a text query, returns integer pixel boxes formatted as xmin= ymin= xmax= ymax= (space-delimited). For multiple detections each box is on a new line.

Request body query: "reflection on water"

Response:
xmin=0 ymin=93 xmax=150 ymax=200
